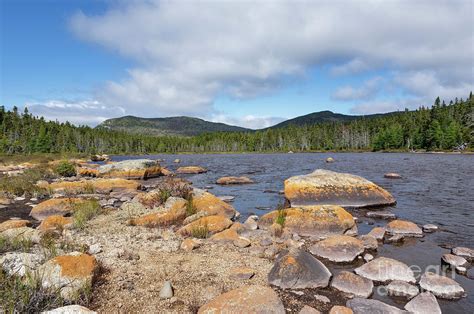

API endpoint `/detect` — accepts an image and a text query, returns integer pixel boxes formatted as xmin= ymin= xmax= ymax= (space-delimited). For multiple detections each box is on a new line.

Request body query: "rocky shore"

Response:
xmin=0 ymin=157 xmax=471 ymax=313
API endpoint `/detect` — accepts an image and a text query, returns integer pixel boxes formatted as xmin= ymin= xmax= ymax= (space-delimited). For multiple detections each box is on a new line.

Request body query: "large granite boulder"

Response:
xmin=419 ymin=272 xmax=465 ymax=299
xmin=354 ymin=257 xmax=416 ymax=283
xmin=129 ymin=197 xmax=187 ymax=227
xmin=268 ymin=248 xmax=331 ymax=289
xmin=330 ymin=271 xmax=373 ymax=298
xmin=309 ymin=235 xmax=364 ymax=262
xmin=0 ymin=219 xmax=31 ymax=232
xmin=37 ymin=252 xmax=98 ymax=300
xmin=38 ymin=178 xmax=140 ymax=194
xmin=198 ymin=285 xmax=285 ymax=313
xmin=98 ymin=159 xmax=162 ymax=179
xmin=192 ymin=188 xmax=237 ymax=219
xmin=347 ymin=298 xmax=407 ymax=314
xmin=284 ymin=169 xmax=395 ymax=208
xmin=404 ymin=292 xmax=441 ymax=314
xmin=178 ymin=215 xmax=233 ymax=237
xmin=30 ymin=198 xmax=85 ymax=221
xmin=0 ymin=252 xmax=44 ymax=276
xmin=259 ymin=205 xmax=355 ymax=238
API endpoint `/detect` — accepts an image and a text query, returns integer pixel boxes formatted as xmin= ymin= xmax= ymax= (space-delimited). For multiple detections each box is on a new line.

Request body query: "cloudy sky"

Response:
xmin=1 ymin=0 xmax=473 ymax=128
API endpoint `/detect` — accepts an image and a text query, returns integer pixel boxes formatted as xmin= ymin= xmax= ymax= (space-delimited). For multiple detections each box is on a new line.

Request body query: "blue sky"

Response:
xmin=1 ymin=0 xmax=472 ymax=128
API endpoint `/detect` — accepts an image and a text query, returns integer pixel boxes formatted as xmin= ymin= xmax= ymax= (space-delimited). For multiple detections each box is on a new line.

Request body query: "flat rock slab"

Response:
xmin=441 ymin=254 xmax=468 ymax=269
xmin=176 ymin=166 xmax=207 ymax=174
xmin=384 ymin=173 xmax=402 ymax=179
xmin=404 ymin=292 xmax=441 ymax=314
xmin=366 ymin=211 xmax=396 ymax=220
xmin=419 ymin=272 xmax=465 ymax=299
xmin=216 ymin=176 xmax=254 ymax=185
xmin=385 ymin=280 xmax=419 ymax=299
xmin=386 ymin=220 xmax=423 ymax=237
xmin=347 ymin=298 xmax=408 ymax=314
xmin=198 ymin=285 xmax=285 ymax=313
xmin=268 ymin=249 xmax=331 ymax=289
xmin=259 ymin=205 xmax=355 ymax=238
xmin=230 ymin=267 xmax=255 ymax=280
xmin=358 ymin=235 xmax=378 ymax=250
xmin=98 ymin=159 xmax=161 ymax=179
xmin=451 ymin=246 xmax=474 ymax=261
xmin=354 ymin=257 xmax=416 ymax=283
xmin=309 ymin=235 xmax=364 ymax=263
xmin=284 ymin=169 xmax=396 ymax=208
xmin=422 ymin=224 xmax=438 ymax=233
xmin=330 ymin=271 xmax=373 ymax=298
xmin=367 ymin=227 xmax=385 ymax=241
xmin=44 ymin=305 xmax=97 ymax=313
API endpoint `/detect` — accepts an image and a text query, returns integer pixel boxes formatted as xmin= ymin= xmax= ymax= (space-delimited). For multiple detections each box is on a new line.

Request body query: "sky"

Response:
xmin=1 ymin=0 xmax=473 ymax=129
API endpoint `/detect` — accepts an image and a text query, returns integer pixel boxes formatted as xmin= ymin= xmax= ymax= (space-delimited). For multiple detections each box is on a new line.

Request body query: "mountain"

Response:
xmin=97 ymin=116 xmax=250 ymax=137
xmin=268 ymin=110 xmax=394 ymax=129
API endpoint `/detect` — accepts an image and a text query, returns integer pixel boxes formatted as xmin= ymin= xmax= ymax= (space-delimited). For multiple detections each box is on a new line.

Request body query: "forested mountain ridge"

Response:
xmin=97 ymin=115 xmax=250 ymax=136
xmin=0 ymin=94 xmax=472 ymax=154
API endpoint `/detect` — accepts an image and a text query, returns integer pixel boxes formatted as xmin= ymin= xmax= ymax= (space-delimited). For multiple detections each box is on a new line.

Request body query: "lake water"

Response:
xmin=116 ymin=152 xmax=474 ymax=313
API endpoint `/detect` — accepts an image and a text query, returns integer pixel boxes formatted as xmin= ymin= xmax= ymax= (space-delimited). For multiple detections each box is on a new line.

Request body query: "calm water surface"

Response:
xmin=116 ymin=152 xmax=474 ymax=312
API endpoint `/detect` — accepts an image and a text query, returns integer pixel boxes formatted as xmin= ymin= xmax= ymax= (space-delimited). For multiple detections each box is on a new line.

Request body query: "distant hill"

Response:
xmin=268 ymin=110 xmax=393 ymax=129
xmin=97 ymin=116 xmax=250 ymax=136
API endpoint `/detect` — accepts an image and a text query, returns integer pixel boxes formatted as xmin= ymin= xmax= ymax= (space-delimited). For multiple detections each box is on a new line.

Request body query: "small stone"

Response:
xmin=88 ymin=243 xmax=102 ymax=255
xmin=230 ymin=267 xmax=255 ymax=280
xmin=329 ymin=306 xmax=353 ymax=314
xmin=386 ymin=234 xmax=405 ymax=243
xmin=159 ymin=281 xmax=173 ymax=299
xmin=299 ymin=305 xmax=321 ymax=314
xmin=385 ymin=280 xmax=419 ymax=299
xmin=367 ymin=227 xmax=385 ymax=241
xmin=326 ymin=157 xmax=335 ymax=163
xmin=181 ymin=238 xmax=201 ymax=251
xmin=291 ymin=290 xmax=305 ymax=296
xmin=314 ymin=294 xmax=330 ymax=303
xmin=404 ymin=292 xmax=441 ymax=314
xmin=384 ymin=173 xmax=402 ymax=179
xmin=363 ymin=254 xmax=374 ymax=262
xmin=233 ymin=237 xmax=251 ymax=248
xmin=422 ymin=224 xmax=438 ymax=233
xmin=243 ymin=215 xmax=258 ymax=230
xmin=455 ymin=266 xmax=467 ymax=275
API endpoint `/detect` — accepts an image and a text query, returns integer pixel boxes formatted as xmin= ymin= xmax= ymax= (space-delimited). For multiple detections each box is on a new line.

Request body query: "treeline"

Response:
xmin=0 ymin=94 xmax=472 ymax=155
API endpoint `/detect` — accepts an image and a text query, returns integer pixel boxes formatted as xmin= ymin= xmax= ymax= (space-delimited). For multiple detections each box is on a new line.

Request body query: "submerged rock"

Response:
xmin=384 ymin=173 xmax=402 ymax=179
xmin=347 ymin=298 xmax=407 ymax=314
xmin=268 ymin=249 xmax=331 ymax=289
xmin=441 ymin=253 xmax=468 ymax=269
xmin=451 ymin=246 xmax=474 ymax=261
xmin=259 ymin=205 xmax=355 ymax=238
xmin=385 ymin=220 xmax=423 ymax=237
xmin=385 ymin=280 xmax=419 ymax=299
xmin=284 ymin=169 xmax=396 ymax=208
xmin=176 ymin=166 xmax=207 ymax=174
xmin=358 ymin=235 xmax=378 ymax=250
xmin=309 ymin=235 xmax=364 ymax=263
xmin=216 ymin=176 xmax=254 ymax=185
xmin=366 ymin=211 xmax=396 ymax=220
xmin=404 ymin=292 xmax=441 ymax=314
xmin=98 ymin=159 xmax=162 ymax=179
xmin=419 ymin=272 xmax=465 ymax=299
xmin=422 ymin=224 xmax=438 ymax=233
xmin=198 ymin=285 xmax=285 ymax=313
xmin=330 ymin=271 xmax=373 ymax=298
xmin=354 ymin=257 xmax=416 ymax=283
xmin=37 ymin=252 xmax=98 ymax=300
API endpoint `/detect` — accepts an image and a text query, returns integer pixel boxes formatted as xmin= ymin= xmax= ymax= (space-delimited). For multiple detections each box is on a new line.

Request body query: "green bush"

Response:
xmin=54 ymin=161 xmax=76 ymax=177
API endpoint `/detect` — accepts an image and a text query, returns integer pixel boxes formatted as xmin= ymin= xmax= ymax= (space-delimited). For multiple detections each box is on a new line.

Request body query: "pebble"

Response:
xmin=364 ymin=253 xmax=374 ymax=262
xmin=88 ymin=243 xmax=102 ymax=255
xmin=159 ymin=281 xmax=173 ymax=299
xmin=314 ymin=294 xmax=330 ymax=303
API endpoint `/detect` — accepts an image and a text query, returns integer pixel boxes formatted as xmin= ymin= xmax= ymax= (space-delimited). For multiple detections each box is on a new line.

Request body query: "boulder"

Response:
xmin=1 ymin=227 xmax=41 ymax=243
xmin=90 ymin=154 xmax=109 ymax=162
xmin=37 ymin=252 xmax=98 ymax=300
xmin=179 ymin=215 xmax=233 ymax=237
xmin=198 ymin=285 xmax=285 ymax=314
xmin=40 ymin=178 xmax=140 ymax=194
xmin=326 ymin=157 xmax=335 ymax=163
xmin=309 ymin=235 xmax=364 ymax=262
xmin=38 ymin=215 xmax=73 ymax=232
xmin=441 ymin=253 xmax=468 ymax=269
xmin=98 ymin=159 xmax=162 ymax=179
xmin=129 ymin=197 xmax=187 ymax=227
xmin=30 ymin=198 xmax=85 ymax=221
xmin=354 ymin=257 xmax=416 ymax=283
xmin=404 ymin=292 xmax=441 ymax=314
xmin=384 ymin=173 xmax=402 ymax=179
xmin=192 ymin=188 xmax=237 ymax=219
xmin=367 ymin=227 xmax=385 ymax=241
xmin=346 ymin=298 xmax=407 ymax=314
xmin=268 ymin=248 xmax=331 ymax=289
xmin=0 ymin=252 xmax=44 ymax=276
xmin=451 ymin=246 xmax=474 ymax=261
xmin=329 ymin=306 xmax=354 ymax=314
xmin=259 ymin=205 xmax=355 ymax=238
xmin=210 ymin=228 xmax=240 ymax=242
xmin=358 ymin=235 xmax=378 ymax=250
xmin=422 ymin=224 xmax=438 ymax=233
xmin=43 ymin=305 xmax=97 ymax=314
xmin=216 ymin=176 xmax=254 ymax=185
xmin=330 ymin=271 xmax=373 ymax=298
xmin=243 ymin=215 xmax=258 ymax=230
xmin=0 ymin=219 xmax=31 ymax=232
xmin=233 ymin=237 xmax=251 ymax=248
xmin=385 ymin=220 xmax=423 ymax=237
xmin=176 ymin=166 xmax=207 ymax=174
xmin=284 ymin=169 xmax=395 ymax=208
xmin=385 ymin=280 xmax=419 ymax=299
xmin=419 ymin=271 xmax=465 ymax=299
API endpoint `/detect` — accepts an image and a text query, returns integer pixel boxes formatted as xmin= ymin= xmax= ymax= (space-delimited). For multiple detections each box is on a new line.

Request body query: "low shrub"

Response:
xmin=54 ymin=161 xmax=76 ymax=177
xmin=72 ymin=199 xmax=101 ymax=229
xmin=0 ymin=166 xmax=55 ymax=197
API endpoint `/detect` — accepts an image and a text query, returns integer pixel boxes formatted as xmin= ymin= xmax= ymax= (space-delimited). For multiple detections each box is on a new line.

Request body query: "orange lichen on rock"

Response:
xmin=52 ymin=253 xmax=98 ymax=279
xmin=179 ymin=215 xmax=233 ymax=236
xmin=43 ymin=178 xmax=140 ymax=194
xmin=0 ymin=219 xmax=31 ymax=232
xmin=176 ymin=166 xmax=207 ymax=174
xmin=30 ymin=198 xmax=85 ymax=221
xmin=130 ymin=198 xmax=187 ymax=227
xmin=210 ymin=228 xmax=240 ymax=242
xmin=192 ymin=189 xmax=237 ymax=219
xmin=77 ymin=167 xmax=99 ymax=177
xmin=38 ymin=215 xmax=73 ymax=231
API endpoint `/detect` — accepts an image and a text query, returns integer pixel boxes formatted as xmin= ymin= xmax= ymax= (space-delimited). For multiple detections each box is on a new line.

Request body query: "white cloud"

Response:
xmin=211 ymin=114 xmax=285 ymax=130
xmin=332 ymin=77 xmax=383 ymax=101
xmin=67 ymin=0 xmax=472 ymax=122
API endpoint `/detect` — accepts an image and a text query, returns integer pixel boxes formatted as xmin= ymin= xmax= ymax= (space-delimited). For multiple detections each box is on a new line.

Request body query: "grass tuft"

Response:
xmin=72 ymin=199 xmax=101 ymax=229
xmin=185 ymin=195 xmax=197 ymax=217
xmin=0 ymin=235 xmax=33 ymax=254
xmin=190 ymin=222 xmax=209 ymax=239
